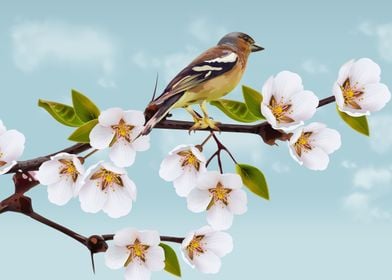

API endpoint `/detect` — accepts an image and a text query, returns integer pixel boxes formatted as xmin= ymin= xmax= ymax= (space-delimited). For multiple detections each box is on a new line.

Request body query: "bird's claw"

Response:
xmin=188 ymin=117 xmax=220 ymax=133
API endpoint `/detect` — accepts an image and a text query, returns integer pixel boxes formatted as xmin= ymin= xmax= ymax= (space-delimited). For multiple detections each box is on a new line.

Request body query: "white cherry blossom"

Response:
xmin=78 ymin=162 xmax=136 ymax=218
xmin=187 ymin=171 xmax=247 ymax=230
xmin=36 ymin=152 xmax=84 ymax=206
xmin=288 ymin=122 xmax=341 ymax=171
xmin=105 ymin=227 xmax=165 ymax=280
xmin=260 ymin=71 xmax=319 ymax=132
xmin=89 ymin=108 xmax=150 ymax=167
xmin=333 ymin=58 xmax=391 ymax=116
xmin=0 ymin=121 xmax=25 ymax=175
xmin=181 ymin=226 xmax=233 ymax=274
xmin=159 ymin=144 xmax=207 ymax=197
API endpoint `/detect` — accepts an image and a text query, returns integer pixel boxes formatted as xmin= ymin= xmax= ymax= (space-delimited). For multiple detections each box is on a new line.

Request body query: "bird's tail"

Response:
xmin=139 ymin=94 xmax=181 ymax=136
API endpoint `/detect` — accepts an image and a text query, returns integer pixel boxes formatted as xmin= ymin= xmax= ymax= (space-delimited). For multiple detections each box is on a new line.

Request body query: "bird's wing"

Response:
xmin=152 ymin=46 xmax=239 ymax=105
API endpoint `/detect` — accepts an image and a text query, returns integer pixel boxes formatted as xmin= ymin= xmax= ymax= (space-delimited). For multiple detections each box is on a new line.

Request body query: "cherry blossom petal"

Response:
xmin=0 ymin=120 xmax=6 ymax=135
xmin=47 ymin=179 xmax=74 ymax=206
xmin=98 ymin=107 xmax=124 ymax=126
xmin=311 ymin=128 xmax=341 ymax=154
xmin=207 ymin=204 xmax=234 ymax=230
xmin=273 ymin=71 xmax=304 ymax=100
xmin=138 ymin=230 xmax=161 ymax=246
xmin=227 ymin=189 xmax=248 ymax=215
xmin=102 ymin=187 xmax=134 ymax=218
xmin=261 ymin=76 xmax=274 ymax=105
xmin=132 ymin=135 xmax=150 ymax=152
xmin=204 ymin=231 xmax=233 ymax=257
xmin=360 ymin=83 xmax=391 ymax=112
xmin=190 ymin=146 xmax=206 ymax=162
xmin=173 ymin=166 xmax=198 ymax=197
xmin=37 ymin=160 xmax=62 ymax=185
xmin=105 ymin=245 xmax=129 ymax=269
xmin=187 ymin=189 xmax=212 ymax=213
xmin=109 ymin=140 xmax=136 ymax=167
xmin=0 ymin=161 xmax=17 ymax=175
xmin=350 ymin=58 xmax=381 ymax=86
xmin=0 ymin=130 xmax=25 ymax=161
xmin=197 ymin=171 xmax=220 ymax=190
xmin=337 ymin=59 xmax=354 ymax=85
xmin=159 ymin=154 xmax=183 ymax=181
xmin=89 ymin=124 xmax=114 ymax=149
xmin=123 ymin=110 xmax=146 ymax=127
xmin=79 ymin=181 xmax=108 ymax=213
xmin=113 ymin=228 xmax=138 ymax=246
xmin=219 ymin=173 xmax=242 ymax=189
xmin=125 ymin=262 xmax=151 ymax=280
xmin=193 ymin=250 xmax=222 ymax=274
xmin=300 ymin=146 xmax=330 ymax=171
xmin=123 ymin=176 xmax=137 ymax=201
xmin=289 ymin=90 xmax=319 ymax=121
xmin=260 ymin=106 xmax=278 ymax=128
xmin=145 ymin=246 xmax=165 ymax=271
xmin=333 ymin=83 xmax=345 ymax=109
xmin=101 ymin=162 xmax=126 ymax=175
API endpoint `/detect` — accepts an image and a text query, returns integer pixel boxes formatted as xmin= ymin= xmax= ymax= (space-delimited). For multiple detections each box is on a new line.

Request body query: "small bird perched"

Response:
xmin=141 ymin=32 xmax=264 ymax=135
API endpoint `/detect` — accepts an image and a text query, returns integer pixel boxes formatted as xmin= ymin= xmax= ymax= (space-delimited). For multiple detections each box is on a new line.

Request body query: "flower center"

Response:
xmin=177 ymin=150 xmax=201 ymax=171
xmin=111 ymin=119 xmax=134 ymax=143
xmin=58 ymin=159 xmax=80 ymax=182
xmin=90 ymin=167 xmax=124 ymax=190
xmin=268 ymin=96 xmax=294 ymax=124
xmin=124 ymin=239 xmax=150 ymax=266
xmin=209 ymin=182 xmax=232 ymax=206
xmin=340 ymin=78 xmax=364 ymax=110
xmin=186 ymin=235 xmax=205 ymax=260
xmin=294 ymin=131 xmax=313 ymax=157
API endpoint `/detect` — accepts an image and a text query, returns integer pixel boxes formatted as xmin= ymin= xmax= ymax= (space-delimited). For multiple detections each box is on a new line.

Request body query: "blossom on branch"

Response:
xmin=187 ymin=171 xmax=247 ymax=230
xmin=159 ymin=144 xmax=207 ymax=197
xmin=36 ymin=153 xmax=84 ymax=206
xmin=0 ymin=121 xmax=25 ymax=174
xmin=333 ymin=58 xmax=391 ymax=116
xmin=78 ymin=162 xmax=137 ymax=218
xmin=89 ymin=108 xmax=150 ymax=167
xmin=288 ymin=122 xmax=341 ymax=171
xmin=181 ymin=226 xmax=233 ymax=274
xmin=105 ymin=227 xmax=165 ymax=280
xmin=260 ymin=71 xmax=319 ymax=132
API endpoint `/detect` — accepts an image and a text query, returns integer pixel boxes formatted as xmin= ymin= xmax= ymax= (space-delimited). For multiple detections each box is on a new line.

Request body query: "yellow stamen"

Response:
xmin=58 ymin=159 xmax=80 ymax=182
xmin=124 ymin=239 xmax=150 ymax=267
xmin=209 ymin=183 xmax=232 ymax=206
xmin=186 ymin=235 xmax=205 ymax=260
xmin=178 ymin=150 xmax=201 ymax=171
xmin=111 ymin=119 xmax=134 ymax=143
xmin=294 ymin=132 xmax=313 ymax=157
xmin=90 ymin=168 xmax=124 ymax=190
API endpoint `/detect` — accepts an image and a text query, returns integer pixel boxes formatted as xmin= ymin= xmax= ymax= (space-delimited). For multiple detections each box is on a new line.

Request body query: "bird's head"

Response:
xmin=218 ymin=32 xmax=264 ymax=55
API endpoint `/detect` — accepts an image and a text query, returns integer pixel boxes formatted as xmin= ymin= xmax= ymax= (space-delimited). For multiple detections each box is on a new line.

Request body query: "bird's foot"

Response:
xmin=189 ymin=117 xmax=220 ymax=133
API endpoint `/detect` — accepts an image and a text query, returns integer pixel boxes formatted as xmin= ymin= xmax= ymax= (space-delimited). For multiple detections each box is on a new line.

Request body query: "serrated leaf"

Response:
xmin=159 ymin=243 xmax=181 ymax=277
xmin=68 ymin=119 xmax=98 ymax=143
xmin=210 ymin=99 xmax=259 ymax=123
xmin=38 ymin=99 xmax=84 ymax=127
xmin=235 ymin=163 xmax=269 ymax=200
xmin=337 ymin=108 xmax=369 ymax=136
xmin=72 ymin=89 xmax=100 ymax=122
xmin=242 ymin=85 xmax=264 ymax=119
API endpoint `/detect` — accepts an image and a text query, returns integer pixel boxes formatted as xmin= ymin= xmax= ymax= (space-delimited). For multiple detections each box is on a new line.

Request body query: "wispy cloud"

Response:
xmin=271 ymin=161 xmax=291 ymax=173
xmin=353 ymin=166 xmax=392 ymax=190
xmin=358 ymin=21 xmax=392 ymax=62
xmin=369 ymin=114 xmax=392 ymax=154
xmin=341 ymin=160 xmax=357 ymax=169
xmin=189 ymin=18 xmax=227 ymax=44
xmin=301 ymin=59 xmax=328 ymax=74
xmin=11 ymin=20 xmax=116 ymax=87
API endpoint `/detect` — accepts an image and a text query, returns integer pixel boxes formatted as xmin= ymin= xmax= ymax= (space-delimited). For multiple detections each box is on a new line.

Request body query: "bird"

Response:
xmin=141 ymin=32 xmax=264 ymax=136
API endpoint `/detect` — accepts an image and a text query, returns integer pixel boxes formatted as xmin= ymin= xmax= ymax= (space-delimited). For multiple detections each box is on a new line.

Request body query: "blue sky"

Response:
xmin=1 ymin=0 xmax=392 ymax=279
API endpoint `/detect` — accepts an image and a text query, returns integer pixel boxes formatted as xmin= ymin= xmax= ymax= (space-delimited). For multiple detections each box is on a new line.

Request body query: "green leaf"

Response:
xmin=38 ymin=99 xmax=84 ymax=127
xmin=72 ymin=89 xmax=100 ymax=122
xmin=337 ymin=107 xmax=369 ymax=136
xmin=235 ymin=163 xmax=269 ymax=200
xmin=210 ymin=99 xmax=259 ymax=123
xmin=159 ymin=243 xmax=181 ymax=277
xmin=242 ymin=85 xmax=264 ymax=119
xmin=68 ymin=119 xmax=98 ymax=143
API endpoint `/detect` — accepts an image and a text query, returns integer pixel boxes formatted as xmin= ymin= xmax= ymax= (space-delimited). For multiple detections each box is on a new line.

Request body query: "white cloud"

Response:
xmin=271 ymin=161 xmax=290 ymax=173
xmin=369 ymin=114 xmax=392 ymax=154
xmin=343 ymin=192 xmax=392 ymax=222
xmin=359 ymin=21 xmax=392 ymax=62
xmin=353 ymin=167 xmax=392 ymax=190
xmin=189 ymin=19 xmax=227 ymax=44
xmin=301 ymin=59 xmax=328 ymax=74
xmin=341 ymin=160 xmax=357 ymax=169
xmin=11 ymin=20 xmax=116 ymax=87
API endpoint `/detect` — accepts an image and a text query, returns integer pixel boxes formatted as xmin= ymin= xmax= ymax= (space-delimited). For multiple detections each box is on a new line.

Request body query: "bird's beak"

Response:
xmin=251 ymin=43 xmax=264 ymax=52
